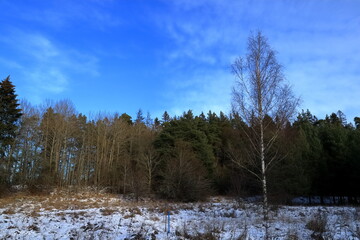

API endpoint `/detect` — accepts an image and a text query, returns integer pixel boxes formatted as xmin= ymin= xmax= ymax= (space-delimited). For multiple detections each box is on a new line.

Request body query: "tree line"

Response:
xmin=0 ymin=76 xmax=359 ymax=203
xmin=1 ymin=31 xmax=359 ymax=204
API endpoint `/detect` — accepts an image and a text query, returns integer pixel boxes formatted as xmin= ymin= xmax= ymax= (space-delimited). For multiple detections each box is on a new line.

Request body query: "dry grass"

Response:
xmin=100 ymin=208 xmax=117 ymax=216
xmin=306 ymin=211 xmax=328 ymax=240
xmin=286 ymin=229 xmax=299 ymax=240
xmin=28 ymin=223 xmax=40 ymax=232
xmin=149 ymin=216 xmax=160 ymax=221
xmin=0 ymin=189 xmax=126 ymax=214
xmin=2 ymin=208 xmax=16 ymax=215
xmin=123 ymin=207 xmax=143 ymax=219
xmin=27 ymin=210 xmax=40 ymax=218
xmin=0 ymin=188 xmax=181 ymax=220
xmin=0 ymin=190 xmax=250 ymax=224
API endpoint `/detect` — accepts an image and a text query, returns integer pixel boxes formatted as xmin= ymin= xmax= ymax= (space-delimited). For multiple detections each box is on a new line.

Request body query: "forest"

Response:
xmin=1 ymin=74 xmax=359 ymax=204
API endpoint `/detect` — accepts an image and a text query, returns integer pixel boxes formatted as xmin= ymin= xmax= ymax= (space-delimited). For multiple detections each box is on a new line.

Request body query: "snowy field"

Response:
xmin=0 ymin=190 xmax=359 ymax=239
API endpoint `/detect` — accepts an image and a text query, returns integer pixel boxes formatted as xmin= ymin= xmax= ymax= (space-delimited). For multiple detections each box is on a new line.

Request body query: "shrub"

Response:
xmin=306 ymin=211 xmax=327 ymax=239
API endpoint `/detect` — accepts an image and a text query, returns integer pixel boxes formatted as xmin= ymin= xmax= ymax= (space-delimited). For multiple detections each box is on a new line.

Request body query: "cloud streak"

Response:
xmin=164 ymin=69 xmax=233 ymax=117
xmin=155 ymin=0 xmax=360 ymax=121
xmin=12 ymin=0 xmax=121 ymax=30
xmin=0 ymin=30 xmax=99 ymax=103
xmin=1 ymin=0 xmax=358 ymax=121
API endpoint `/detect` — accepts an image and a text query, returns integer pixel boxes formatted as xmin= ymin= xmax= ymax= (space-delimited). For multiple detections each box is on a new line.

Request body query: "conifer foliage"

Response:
xmin=0 ymin=76 xmax=22 ymax=146
xmin=0 ymin=76 xmax=22 ymax=188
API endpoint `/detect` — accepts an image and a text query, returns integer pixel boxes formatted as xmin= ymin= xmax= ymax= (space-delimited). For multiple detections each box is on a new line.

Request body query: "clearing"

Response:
xmin=0 ymin=189 xmax=359 ymax=239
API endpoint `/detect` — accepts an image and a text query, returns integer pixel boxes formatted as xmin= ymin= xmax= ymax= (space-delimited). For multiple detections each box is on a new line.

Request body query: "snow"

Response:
xmin=0 ymin=193 xmax=359 ymax=239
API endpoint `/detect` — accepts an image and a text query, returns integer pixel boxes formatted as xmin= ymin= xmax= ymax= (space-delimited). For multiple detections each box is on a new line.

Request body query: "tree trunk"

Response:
xmin=260 ymin=118 xmax=269 ymax=239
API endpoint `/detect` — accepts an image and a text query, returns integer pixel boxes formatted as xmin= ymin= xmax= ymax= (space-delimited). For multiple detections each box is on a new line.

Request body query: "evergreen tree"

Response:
xmin=318 ymin=112 xmax=351 ymax=202
xmin=293 ymin=110 xmax=323 ymax=198
xmin=119 ymin=113 xmax=132 ymax=125
xmin=154 ymin=111 xmax=218 ymax=200
xmin=0 ymin=76 xmax=22 ymax=148
xmin=153 ymin=117 xmax=161 ymax=130
xmin=0 ymin=76 xmax=22 ymax=186
xmin=161 ymin=111 xmax=170 ymax=124
xmin=135 ymin=109 xmax=145 ymax=124
xmin=354 ymin=117 xmax=360 ymax=130
xmin=347 ymin=121 xmax=360 ymax=202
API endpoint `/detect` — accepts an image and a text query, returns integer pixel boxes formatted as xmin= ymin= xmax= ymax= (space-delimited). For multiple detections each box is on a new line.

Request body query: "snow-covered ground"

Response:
xmin=0 ymin=191 xmax=359 ymax=239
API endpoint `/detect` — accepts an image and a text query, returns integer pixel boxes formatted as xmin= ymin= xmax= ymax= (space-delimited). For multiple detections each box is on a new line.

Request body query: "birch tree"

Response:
xmin=231 ymin=31 xmax=299 ymax=227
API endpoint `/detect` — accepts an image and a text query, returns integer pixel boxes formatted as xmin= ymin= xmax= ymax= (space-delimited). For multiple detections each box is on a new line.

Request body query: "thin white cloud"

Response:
xmin=287 ymin=58 xmax=360 ymax=121
xmin=20 ymin=34 xmax=59 ymax=61
xmin=0 ymin=57 xmax=23 ymax=69
xmin=155 ymin=0 xmax=360 ymax=121
xmin=29 ymin=69 xmax=68 ymax=94
xmin=0 ymin=30 xmax=99 ymax=103
xmin=15 ymin=0 xmax=121 ymax=29
xmin=165 ymin=69 xmax=233 ymax=117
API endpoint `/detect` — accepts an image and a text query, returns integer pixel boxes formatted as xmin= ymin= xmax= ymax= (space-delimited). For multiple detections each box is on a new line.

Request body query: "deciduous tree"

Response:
xmin=230 ymin=31 xmax=299 ymax=228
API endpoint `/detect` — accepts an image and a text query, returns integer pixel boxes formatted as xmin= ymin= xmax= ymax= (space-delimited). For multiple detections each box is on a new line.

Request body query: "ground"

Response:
xmin=0 ymin=189 xmax=359 ymax=239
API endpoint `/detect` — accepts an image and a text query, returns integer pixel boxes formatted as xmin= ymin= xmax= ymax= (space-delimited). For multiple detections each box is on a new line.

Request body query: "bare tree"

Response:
xmin=230 ymin=31 xmax=299 ymax=228
xmin=14 ymin=100 xmax=42 ymax=185
xmin=160 ymin=140 xmax=210 ymax=202
xmin=137 ymin=129 xmax=160 ymax=193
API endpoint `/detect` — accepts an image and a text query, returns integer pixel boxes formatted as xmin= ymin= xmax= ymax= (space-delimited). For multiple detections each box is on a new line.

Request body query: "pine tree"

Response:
xmin=0 ymin=76 xmax=22 ymax=186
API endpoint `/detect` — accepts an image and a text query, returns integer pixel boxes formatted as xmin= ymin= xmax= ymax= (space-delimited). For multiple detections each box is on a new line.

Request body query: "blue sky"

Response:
xmin=1 ymin=0 xmax=359 ymax=122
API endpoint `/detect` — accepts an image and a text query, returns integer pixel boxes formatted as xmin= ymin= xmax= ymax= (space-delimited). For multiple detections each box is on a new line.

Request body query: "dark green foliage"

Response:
xmin=153 ymin=117 xmax=161 ymax=130
xmin=267 ymin=122 xmax=309 ymax=203
xmin=161 ymin=111 xmax=170 ymax=124
xmin=355 ymin=117 xmax=360 ymax=130
xmin=0 ymin=76 xmax=22 ymax=151
xmin=154 ymin=110 xmax=239 ymax=200
xmin=289 ymin=110 xmax=360 ymax=203
xmin=155 ymin=110 xmax=216 ymax=177
xmin=347 ymin=128 xmax=360 ymax=199
xmin=292 ymin=110 xmax=323 ymax=197
xmin=0 ymin=76 xmax=22 ymax=188
xmin=120 ymin=113 xmax=132 ymax=125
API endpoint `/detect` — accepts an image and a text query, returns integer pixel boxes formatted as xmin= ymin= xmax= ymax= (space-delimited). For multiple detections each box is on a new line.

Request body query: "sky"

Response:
xmin=0 ymin=0 xmax=359 ymax=122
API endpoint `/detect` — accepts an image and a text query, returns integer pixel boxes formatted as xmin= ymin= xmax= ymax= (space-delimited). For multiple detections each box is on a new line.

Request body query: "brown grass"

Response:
xmin=27 ymin=223 xmax=40 ymax=232
xmin=2 ymin=208 xmax=16 ymax=214
xmin=0 ymin=188 xmax=224 ymax=217
xmin=100 ymin=208 xmax=117 ymax=216
xmin=0 ymin=189 xmax=126 ymax=214
xmin=27 ymin=210 xmax=40 ymax=218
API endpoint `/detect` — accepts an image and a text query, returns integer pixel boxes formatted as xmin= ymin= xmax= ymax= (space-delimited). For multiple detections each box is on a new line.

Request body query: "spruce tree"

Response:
xmin=0 ymin=76 xmax=22 ymax=186
xmin=162 ymin=111 xmax=170 ymax=123
xmin=0 ymin=76 xmax=22 ymax=148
